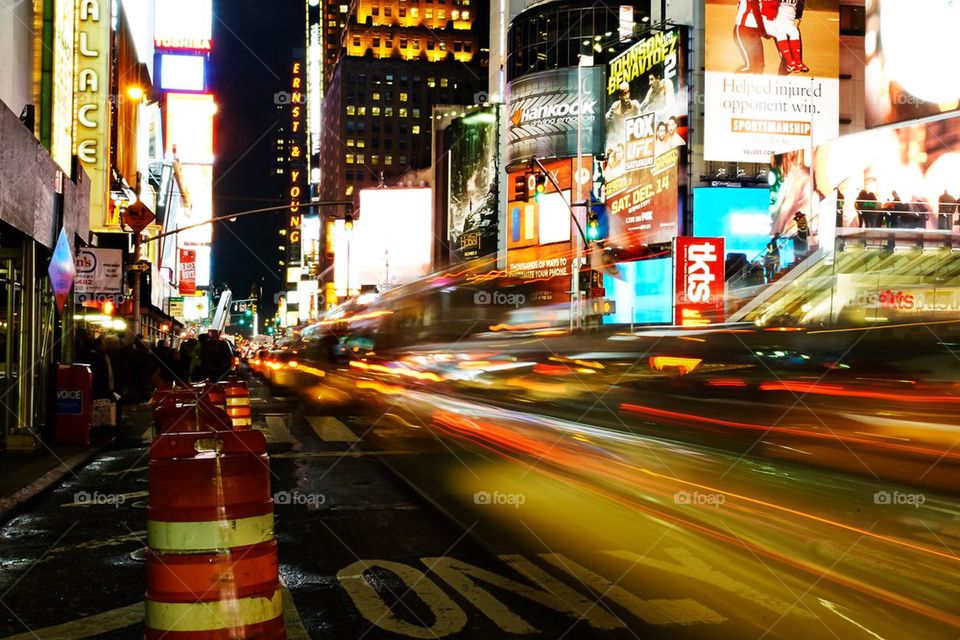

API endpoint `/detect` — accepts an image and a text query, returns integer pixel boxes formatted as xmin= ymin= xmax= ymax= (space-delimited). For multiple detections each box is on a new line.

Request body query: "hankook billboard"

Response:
xmin=505 ymin=67 xmax=606 ymax=167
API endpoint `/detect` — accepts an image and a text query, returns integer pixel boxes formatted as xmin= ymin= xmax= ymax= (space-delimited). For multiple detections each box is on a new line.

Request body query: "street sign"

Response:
xmin=126 ymin=261 xmax=150 ymax=272
xmin=121 ymin=200 xmax=156 ymax=233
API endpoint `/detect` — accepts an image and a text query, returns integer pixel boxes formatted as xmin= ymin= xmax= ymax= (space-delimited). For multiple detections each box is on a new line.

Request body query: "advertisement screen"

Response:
xmin=704 ymin=0 xmax=839 ymax=162
xmin=154 ymin=0 xmax=212 ymax=50
xmin=160 ymin=54 xmax=206 ymax=92
xmin=176 ymin=164 xmax=213 ymax=244
xmin=604 ymin=27 xmax=687 ymax=250
xmin=342 ymin=189 xmax=433 ymax=292
xmin=812 ymin=112 xmax=960 ymax=240
xmin=675 ymin=237 xmax=726 ymax=326
xmin=601 ymin=258 xmax=672 ymax=325
xmin=693 ymin=187 xmax=772 ymax=260
xmin=866 ymin=1 xmax=960 ymax=128
xmin=447 ymin=107 xmax=499 ymax=262
xmin=165 ymin=93 xmax=215 ymax=164
xmin=505 ymin=67 xmax=606 ymax=166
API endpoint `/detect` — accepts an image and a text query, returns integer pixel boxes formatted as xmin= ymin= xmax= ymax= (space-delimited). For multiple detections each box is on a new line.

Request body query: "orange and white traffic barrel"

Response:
xmin=225 ymin=379 xmax=252 ymax=429
xmin=146 ymin=430 xmax=283 ymax=639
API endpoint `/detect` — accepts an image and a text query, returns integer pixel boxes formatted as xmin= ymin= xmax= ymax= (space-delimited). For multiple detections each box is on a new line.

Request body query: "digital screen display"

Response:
xmin=693 ymin=187 xmax=771 ymax=261
xmin=602 ymin=257 xmax=672 ymax=325
xmin=165 ymin=93 xmax=215 ymax=164
xmin=537 ymin=191 xmax=571 ymax=245
xmin=160 ymin=54 xmax=206 ymax=92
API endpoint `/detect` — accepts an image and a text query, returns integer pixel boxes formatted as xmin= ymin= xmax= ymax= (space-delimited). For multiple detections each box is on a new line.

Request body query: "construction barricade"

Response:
xmin=224 ymin=379 xmax=252 ymax=429
xmin=145 ymin=429 xmax=284 ymax=639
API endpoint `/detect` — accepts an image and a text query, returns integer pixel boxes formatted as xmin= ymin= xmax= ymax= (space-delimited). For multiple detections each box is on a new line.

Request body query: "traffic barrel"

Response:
xmin=225 ymin=379 xmax=252 ymax=429
xmin=207 ymin=383 xmax=227 ymax=413
xmin=146 ymin=430 xmax=283 ymax=639
xmin=154 ymin=401 xmax=233 ymax=436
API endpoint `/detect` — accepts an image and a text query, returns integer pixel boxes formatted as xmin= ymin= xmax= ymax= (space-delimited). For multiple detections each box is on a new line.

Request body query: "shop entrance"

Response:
xmin=0 ymin=251 xmax=23 ymax=447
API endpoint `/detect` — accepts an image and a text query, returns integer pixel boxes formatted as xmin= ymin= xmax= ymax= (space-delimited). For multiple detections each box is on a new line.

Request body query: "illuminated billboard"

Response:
xmin=505 ymin=67 xmax=606 ymax=166
xmin=165 ymin=93 xmax=215 ymax=164
xmin=865 ymin=1 xmax=960 ymax=128
xmin=74 ymin=0 xmax=113 ymax=229
xmin=601 ymin=258 xmax=672 ymax=325
xmin=810 ymin=112 xmax=960 ymax=241
xmin=159 ymin=54 xmax=206 ymax=92
xmin=50 ymin=0 xmax=75 ymax=172
xmin=704 ymin=0 xmax=839 ymax=162
xmin=604 ymin=27 xmax=687 ymax=250
xmin=674 ymin=236 xmax=725 ymax=326
xmin=447 ymin=107 xmax=499 ymax=262
xmin=154 ymin=0 xmax=212 ymax=50
xmin=692 ymin=187 xmax=772 ymax=260
xmin=177 ymin=164 xmax=213 ymax=244
xmin=334 ymin=188 xmax=433 ymax=295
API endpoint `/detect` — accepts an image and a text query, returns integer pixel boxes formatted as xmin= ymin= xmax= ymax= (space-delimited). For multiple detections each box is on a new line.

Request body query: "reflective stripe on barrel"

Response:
xmin=145 ymin=589 xmax=283 ymax=636
xmin=225 ymin=381 xmax=252 ymax=429
xmin=147 ymin=512 xmax=273 ymax=552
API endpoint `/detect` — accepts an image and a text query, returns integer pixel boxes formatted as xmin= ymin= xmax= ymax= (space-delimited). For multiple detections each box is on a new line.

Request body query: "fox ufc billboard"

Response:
xmin=674 ymin=237 xmax=725 ymax=326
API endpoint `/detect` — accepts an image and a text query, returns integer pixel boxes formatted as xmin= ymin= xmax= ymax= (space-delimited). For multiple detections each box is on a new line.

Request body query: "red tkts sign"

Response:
xmin=179 ymin=249 xmax=196 ymax=295
xmin=674 ymin=236 xmax=725 ymax=327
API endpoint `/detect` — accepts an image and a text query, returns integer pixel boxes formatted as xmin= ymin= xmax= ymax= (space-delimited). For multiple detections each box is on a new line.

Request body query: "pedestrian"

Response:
xmin=938 ymin=189 xmax=957 ymax=231
xmin=763 ymin=237 xmax=781 ymax=282
xmin=792 ymin=211 xmax=809 ymax=256
xmin=856 ymin=187 xmax=880 ymax=227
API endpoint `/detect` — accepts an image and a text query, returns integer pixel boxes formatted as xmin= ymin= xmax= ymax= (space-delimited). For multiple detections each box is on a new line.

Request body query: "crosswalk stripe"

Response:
xmin=265 ymin=414 xmax=295 ymax=444
xmin=307 ymin=416 xmax=359 ymax=443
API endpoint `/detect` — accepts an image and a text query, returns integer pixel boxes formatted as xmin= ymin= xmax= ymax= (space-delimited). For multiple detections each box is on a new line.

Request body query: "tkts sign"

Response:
xmin=674 ymin=236 xmax=725 ymax=326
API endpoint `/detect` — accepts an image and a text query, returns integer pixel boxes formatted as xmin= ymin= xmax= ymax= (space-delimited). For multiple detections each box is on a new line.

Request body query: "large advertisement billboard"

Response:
xmin=704 ymin=0 xmax=839 ymax=162
xmin=447 ymin=107 xmax=499 ymax=263
xmin=693 ymin=187 xmax=772 ymax=261
xmin=165 ymin=93 xmax=215 ymax=164
xmin=811 ymin=112 xmax=960 ymax=237
xmin=865 ymin=1 xmax=960 ymax=128
xmin=603 ymin=26 xmax=687 ymax=250
xmin=505 ymin=67 xmax=606 ymax=166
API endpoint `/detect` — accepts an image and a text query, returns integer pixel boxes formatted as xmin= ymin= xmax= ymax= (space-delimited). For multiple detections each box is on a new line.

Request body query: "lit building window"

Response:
xmin=412 ymin=125 xmax=420 ymax=134
xmin=451 ymin=9 xmax=459 ymax=19
xmin=346 ymin=154 xmax=355 ymax=164
xmin=339 ymin=4 xmax=348 ymax=11
xmin=357 ymin=106 xmax=366 ymax=115
xmin=346 ymin=105 xmax=355 ymax=115
xmin=412 ymin=108 xmax=420 ymax=117
xmin=372 ymin=106 xmax=381 ymax=116
xmin=412 ymin=40 xmax=420 ymax=50
xmin=399 ymin=108 xmax=407 ymax=117
xmin=356 ymin=139 xmax=365 ymax=148
xmin=427 ymin=77 xmax=436 ymax=87
xmin=385 ymin=155 xmax=393 ymax=165
xmin=440 ymin=77 xmax=448 ymax=87
xmin=462 ymin=10 xmax=469 ymax=18
xmin=400 ymin=92 xmax=408 ymax=102
xmin=411 ymin=7 xmax=418 ymax=17
xmin=357 ymin=154 xmax=365 ymax=163
xmin=328 ymin=19 xmax=337 ymax=26
xmin=345 ymin=185 xmax=354 ymax=195
xmin=373 ymin=92 xmax=380 ymax=100
xmin=438 ymin=9 xmax=445 ymax=19
xmin=425 ymin=9 xmax=433 ymax=18
xmin=371 ymin=155 xmax=379 ymax=164
xmin=385 ymin=107 xmax=393 ymax=116
xmin=347 ymin=138 xmax=355 ymax=147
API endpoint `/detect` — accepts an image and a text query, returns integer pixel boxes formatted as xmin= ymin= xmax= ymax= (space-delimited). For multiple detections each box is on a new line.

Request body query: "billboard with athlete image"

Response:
xmin=705 ymin=0 xmax=839 ymax=162
xmin=604 ymin=26 xmax=688 ymax=251
xmin=865 ymin=0 xmax=960 ymax=128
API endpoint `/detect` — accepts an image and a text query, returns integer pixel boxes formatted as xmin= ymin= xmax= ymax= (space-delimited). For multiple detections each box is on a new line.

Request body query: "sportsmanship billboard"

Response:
xmin=865 ymin=0 xmax=960 ymax=128
xmin=603 ymin=26 xmax=688 ymax=250
xmin=505 ymin=67 xmax=606 ymax=167
xmin=447 ymin=106 xmax=499 ymax=262
xmin=704 ymin=0 xmax=839 ymax=162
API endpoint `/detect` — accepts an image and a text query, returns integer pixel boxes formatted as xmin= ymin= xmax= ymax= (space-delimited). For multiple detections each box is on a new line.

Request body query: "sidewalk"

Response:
xmin=0 ymin=403 xmax=153 ymax=523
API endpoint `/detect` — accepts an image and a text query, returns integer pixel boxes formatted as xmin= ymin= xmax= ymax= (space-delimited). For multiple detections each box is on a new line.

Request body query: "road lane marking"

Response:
xmin=0 ymin=602 xmax=142 ymax=640
xmin=265 ymin=414 xmax=295 ymax=444
xmin=338 ymin=559 xmax=468 ymax=638
xmin=539 ymin=552 xmax=726 ymax=625
xmin=425 ymin=555 xmax=621 ymax=632
xmin=282 ymin=588 xmax=310 ymax=640
xmin=307 ymin=416 xmax=359 ymax=443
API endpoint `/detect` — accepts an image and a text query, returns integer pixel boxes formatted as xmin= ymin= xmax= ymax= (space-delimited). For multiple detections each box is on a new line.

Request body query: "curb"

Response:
xmin=0 ymin=437 xmax=116 ymax=524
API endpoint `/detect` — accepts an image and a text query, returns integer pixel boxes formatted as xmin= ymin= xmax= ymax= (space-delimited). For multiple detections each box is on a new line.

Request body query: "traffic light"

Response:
xmin=534 ymin=173 xmax=547 ymax=199
xmin=244 ymin=308 xmax=252 ymax=318
xmin=344 ymin=213 xmax=354 ymax=232
xmin=587 ymin=212 xmax=600 ymax=241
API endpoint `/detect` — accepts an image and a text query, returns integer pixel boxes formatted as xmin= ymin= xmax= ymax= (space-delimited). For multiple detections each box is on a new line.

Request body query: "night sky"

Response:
xmin=210 ymin=0 xmax=303 ymax=319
